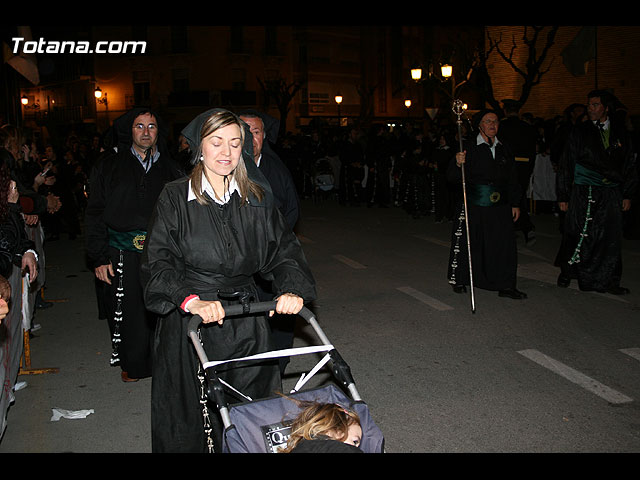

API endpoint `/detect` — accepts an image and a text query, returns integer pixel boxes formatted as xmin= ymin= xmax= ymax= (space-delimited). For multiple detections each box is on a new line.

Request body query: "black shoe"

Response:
xmin=607 ymin=286 xmax=630 ymax=295
xmin=452 ymin=285 xmax=467 ymax=294
xmin=557 ymin=274 xmax=571 ymax=288
xmin=498 ymin=288 xmax=527 ymax=299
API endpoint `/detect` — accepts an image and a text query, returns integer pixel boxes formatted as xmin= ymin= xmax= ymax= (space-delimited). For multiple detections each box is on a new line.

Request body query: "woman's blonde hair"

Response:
xmin=280 ymin=401 xmax=361 ymax=453
xmin=189 ymin=110 xmax=263 ymax=205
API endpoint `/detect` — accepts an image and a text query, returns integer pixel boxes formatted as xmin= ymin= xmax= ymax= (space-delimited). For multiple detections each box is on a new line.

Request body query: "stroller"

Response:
xmin=187 ymin=300 xmax=385 ymax=453
xmin=312 ymin=157 xmax=336 ymax=202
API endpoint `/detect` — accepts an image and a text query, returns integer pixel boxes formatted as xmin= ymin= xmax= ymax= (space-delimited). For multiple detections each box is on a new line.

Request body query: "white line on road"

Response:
xmin=620 ymin=348 xmax=640 ymax=362
xmin=413 ymin=234 xmax=450 ymax=247
xmin=397 ymin=286 xmax=454 ymax=311
xmin=517 ymin=349 xmax=633 ymax=404
xmin=332 ymin=254 xmax=366 ymax=269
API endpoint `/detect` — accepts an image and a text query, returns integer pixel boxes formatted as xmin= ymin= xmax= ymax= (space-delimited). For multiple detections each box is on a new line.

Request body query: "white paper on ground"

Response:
xmin=51 ymin=408 xmax=95 ymax=421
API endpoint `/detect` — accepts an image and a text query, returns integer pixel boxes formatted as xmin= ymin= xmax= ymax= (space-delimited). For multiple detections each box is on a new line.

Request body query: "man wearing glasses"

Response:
xmin=555 ymin=90 xmax=637 ymax=294
xmin=85 ymin=108 xmax=183 ymax=382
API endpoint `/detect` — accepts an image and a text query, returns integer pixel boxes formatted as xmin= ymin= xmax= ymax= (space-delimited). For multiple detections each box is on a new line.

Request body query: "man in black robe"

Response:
xmin=555 ymin=90 xmax=637 ymax=294
xmin=85 ymin=107 xmax=183 ymax=382
xmin=239 ymin=109 xmax=300 ymax=375
xmin=447 ymin=110 xmax=526 ymax=300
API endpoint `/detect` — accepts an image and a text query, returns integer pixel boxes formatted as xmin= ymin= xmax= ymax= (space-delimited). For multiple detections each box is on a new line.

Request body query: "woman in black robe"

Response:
xmin=141 ymin=109 xmax=316 ymax=453
xmin=446 ymin=110 xmax=526 ymax=299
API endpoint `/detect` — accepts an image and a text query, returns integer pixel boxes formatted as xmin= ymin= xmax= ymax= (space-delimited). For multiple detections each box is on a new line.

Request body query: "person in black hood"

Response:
xmin=141 ymin=108 xmax=316 ymax=453
xmin=85 ymin=107 xmax=183 ymax=382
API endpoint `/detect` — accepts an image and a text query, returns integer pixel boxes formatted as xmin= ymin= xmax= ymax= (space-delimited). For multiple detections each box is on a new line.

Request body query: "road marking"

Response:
xmin=620 ymin=348 xmax=640 ymax=362
xmin=517 ymin=349 xmax=633 ymax=404
xmin=397 ymin=286 xmax=454 ymax=311
xmin=332 ymin=254 xmax=366 ymax=269
xmin=413 ymin=234 xmax=450 ymax=247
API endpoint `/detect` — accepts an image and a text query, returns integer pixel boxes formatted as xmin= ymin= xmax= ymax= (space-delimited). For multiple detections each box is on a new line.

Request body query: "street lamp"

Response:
xmin=404 ymin=99 xmax=412 ymax=120
xmin=411 ymin=67 xmax=422 ymax=82
xmin=440 ymin=64 xmax=453 ymax=79
xmin=335 ymin=94 xmax=343 ymax=126
xmin=95 ymin=86 xmax=108 ymax=106
xmin=21 ymin=95 xmax=39 ymax=110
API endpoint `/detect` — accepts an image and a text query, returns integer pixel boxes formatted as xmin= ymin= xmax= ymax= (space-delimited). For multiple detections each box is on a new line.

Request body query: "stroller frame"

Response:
xmin=187 ymin=301 xmax=382 ymax=453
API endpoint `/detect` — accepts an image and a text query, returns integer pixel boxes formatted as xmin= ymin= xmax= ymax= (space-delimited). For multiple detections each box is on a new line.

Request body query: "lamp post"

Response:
xmin=335 ymin=94 xmax=343 ymax=127
xmin=440 ymin=64 xmax=455 ymax=97
xmin=95 ymin=86 xmax=108 ymax=106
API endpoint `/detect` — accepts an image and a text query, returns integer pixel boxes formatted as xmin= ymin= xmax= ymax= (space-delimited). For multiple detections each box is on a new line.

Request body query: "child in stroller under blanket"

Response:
xmin=281 ymin=400 xmax=363 ymax=453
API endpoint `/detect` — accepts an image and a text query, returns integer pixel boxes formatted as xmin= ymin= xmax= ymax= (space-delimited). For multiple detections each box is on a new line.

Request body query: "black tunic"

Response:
xmin=141 ymin=178 xmax=316 ymax=453
xmin=446 ymin=136 xmax=521 ymax=291
xmin=84 ymin=148 xmax=183 ymax=377
xmin=555 ymin=120 xmax=637 ymax=291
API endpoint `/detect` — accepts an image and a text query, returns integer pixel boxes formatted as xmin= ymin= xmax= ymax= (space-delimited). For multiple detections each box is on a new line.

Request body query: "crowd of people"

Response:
xmin=0 ymin=88 xmax=637 ymax=451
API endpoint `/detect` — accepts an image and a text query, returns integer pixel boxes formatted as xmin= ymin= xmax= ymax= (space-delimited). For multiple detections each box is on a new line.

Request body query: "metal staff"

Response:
xmin=452 ymin=99 xmax=476 ymax=313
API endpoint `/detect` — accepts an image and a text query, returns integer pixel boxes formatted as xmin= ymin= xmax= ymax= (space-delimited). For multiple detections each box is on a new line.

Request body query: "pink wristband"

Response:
xmin=180 ymin=294 xmax=200 ymax=312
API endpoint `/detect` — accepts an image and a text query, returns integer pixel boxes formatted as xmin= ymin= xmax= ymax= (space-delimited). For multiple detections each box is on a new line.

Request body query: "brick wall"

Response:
xmin=485 ymin=26 xmax=640 ymax=122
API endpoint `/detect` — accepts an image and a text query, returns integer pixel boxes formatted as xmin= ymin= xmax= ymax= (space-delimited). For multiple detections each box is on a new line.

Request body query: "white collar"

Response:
xmin=593 ymin=118 xmax=610 ymax=130
xmin=187 ymin=172 xmax=239 ymax=205
xmin=476 ymin=132 xmax=500 ymax=147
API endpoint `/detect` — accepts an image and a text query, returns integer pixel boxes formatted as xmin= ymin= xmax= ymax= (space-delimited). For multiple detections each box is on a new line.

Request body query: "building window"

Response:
xmin=171 ymin=26 xmax=188 ymax=53
xmin=265 ymin=27 xmax=277 ymax=55
xmin=133 ymin=70 xmax=150 ymax=105
xmin=230 ymin=26 xmax=244 ymax=54
xmin=309 ymin=92 xmax=330 ymax=104
xmin=172 ymin=68 xmax=189 ymax=93
xmin=231 ymin=68 xmax=246 ymax=91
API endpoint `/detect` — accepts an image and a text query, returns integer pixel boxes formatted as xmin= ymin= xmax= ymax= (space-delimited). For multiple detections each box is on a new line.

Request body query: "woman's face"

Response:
xmin=201 ymin=123 xmax=243 ymax=180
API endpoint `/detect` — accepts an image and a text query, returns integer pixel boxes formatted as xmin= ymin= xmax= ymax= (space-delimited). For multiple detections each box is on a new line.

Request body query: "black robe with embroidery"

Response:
xmin=555 ymin=120 xmax=637 ymax=291
xmin=85 ymin=108 xmax=183 ymax=379
xmin=141 ymin=177 xmax=316 ymax=453
xmin=446 ymin=137 xmax=521 ymax=291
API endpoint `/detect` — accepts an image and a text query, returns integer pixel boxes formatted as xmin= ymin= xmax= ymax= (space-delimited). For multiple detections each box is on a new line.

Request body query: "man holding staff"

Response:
xmin=446 ymin=109 xmax=527 ymax=301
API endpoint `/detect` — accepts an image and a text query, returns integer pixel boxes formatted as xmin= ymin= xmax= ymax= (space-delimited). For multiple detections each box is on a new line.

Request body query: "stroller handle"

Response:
xmin=186 ymin=300 xmax=361 ymax=405
xmin=186 ymin=301 xmax=317 ymax=337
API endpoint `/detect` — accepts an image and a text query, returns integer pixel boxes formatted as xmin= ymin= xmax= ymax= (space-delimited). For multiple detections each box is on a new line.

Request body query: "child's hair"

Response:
xmin=280 ymin=399 xmax=361 ymax=453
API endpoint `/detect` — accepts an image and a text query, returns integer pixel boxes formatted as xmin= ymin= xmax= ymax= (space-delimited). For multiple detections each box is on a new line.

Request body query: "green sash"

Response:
xmin=108 ymin=227 xmax=147 ymax=253
xmin=574 ymin=163 xmax=618 ymax=187
xmin=467 ymin=184 xmax=507 ymax=207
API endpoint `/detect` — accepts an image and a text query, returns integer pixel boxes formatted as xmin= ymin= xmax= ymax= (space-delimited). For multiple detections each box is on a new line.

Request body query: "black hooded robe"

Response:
xmin=446 ymin=136 xmax=521 ymax=291
xmin=142 ymin=109 xmax=316 ymax=453
xmin=84 ymin=107 xmax=183 ymax=379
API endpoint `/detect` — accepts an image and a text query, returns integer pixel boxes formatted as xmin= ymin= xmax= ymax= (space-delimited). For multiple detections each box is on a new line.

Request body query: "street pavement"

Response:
xmin=0 ymin=198 xmax=639 ymax=453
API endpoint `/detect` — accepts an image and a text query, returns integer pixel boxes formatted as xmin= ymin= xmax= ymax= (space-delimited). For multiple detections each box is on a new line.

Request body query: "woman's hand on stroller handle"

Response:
xmin=187 ymin=298 xmax=315 ymax=336
xmin=188 ymin=299 xmax=226 ymax=325
xmin=271 ymin=292 xmax=304 ymax=317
